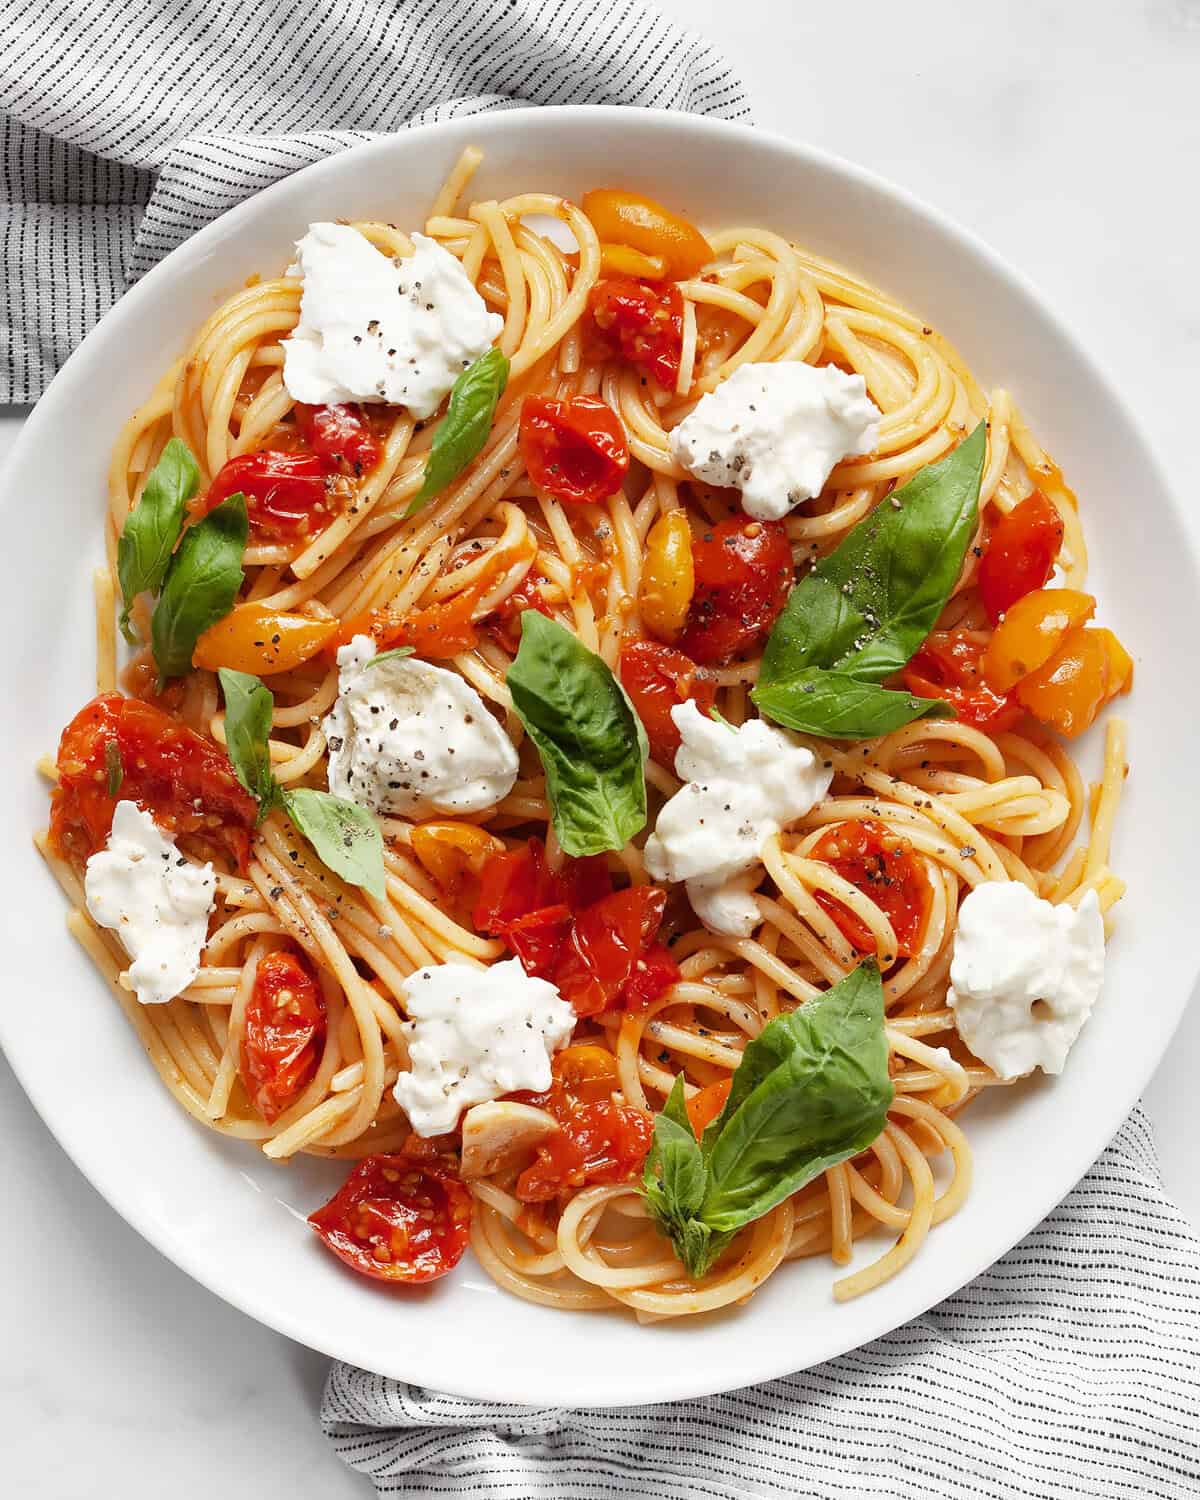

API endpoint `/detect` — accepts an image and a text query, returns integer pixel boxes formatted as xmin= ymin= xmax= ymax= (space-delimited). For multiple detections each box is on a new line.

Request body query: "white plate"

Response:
xmin=3 ymin=106 xmax=1197 ymax=1407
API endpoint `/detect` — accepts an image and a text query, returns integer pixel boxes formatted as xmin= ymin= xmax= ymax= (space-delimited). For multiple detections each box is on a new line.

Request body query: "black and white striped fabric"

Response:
xmin=321 ymin=1107 xmax=1200 ymax=1497
xmin=0 ymin=0 xmax=749 ymax=403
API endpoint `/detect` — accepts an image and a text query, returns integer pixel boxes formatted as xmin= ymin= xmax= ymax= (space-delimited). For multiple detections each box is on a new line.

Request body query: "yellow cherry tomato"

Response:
xmin=552 ymin=1044 xmax=619 ymax=1105
xmin=1014 ymin=625 xmax=1120 ymax=739
xmin=582 ymin=189 xmax=713 ymax=280
xmin=982 ymin=587 xmax=1095 ymax=693
xmin=638 ymin=510 xmax=695 ymax=642
xmin=192 ymin=604 xmax=338 ymax=675
xmin=410 ymin=821 xmax=505 ymax=901
xmin=599 ymin=242 xmax=668 ymax=281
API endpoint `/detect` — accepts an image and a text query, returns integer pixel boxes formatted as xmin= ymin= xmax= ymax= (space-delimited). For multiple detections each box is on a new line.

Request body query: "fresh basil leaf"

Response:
xmin=752 ymin=671 xmax=954 ymax=739
xmin=104 ymin=741 xmax=123 ymax=798
xmin=364 ymin=646 xmax=415 ymax=669
xmin=708 ymin=705 xmax=735 ymax=730
xmin=218 ymin=667 xmax=280 ymax=818
xmin=151 ymin=493 xmax=248 ymax=683
xmin=507 ymin=611 xmax=647 ymax=857
xmin=116 ymin=438 xmax=200 ymax=643
xmin=281 ymin=787 xmax=387 ymax=901
xmin=406 ymin=348 xmax=509 ymax=517
xmin=642 ymin=1077 xmax=727 ymax=1277
xmin=752 ymin=424 xmax=986 ymax=738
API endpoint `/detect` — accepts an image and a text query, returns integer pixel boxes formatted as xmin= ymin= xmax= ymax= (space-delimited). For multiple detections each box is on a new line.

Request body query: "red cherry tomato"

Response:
xmin=473 ymin=839 xmax=568 ymax=934
xmin=502 ymin=905 xmax=574 ymax=978
xmin=810 ymin=819 xmax=931 ymax=959
xmin=977 ymin=491 xmax=1064 ymax=623
xmin=486 ymin=572 xmax=554 ymax=653
xmin=519 ymin=395 xmax=629 ymax=505
xmin=50 ymin=693 xmax=257 ymax=869
xmin=677 ymin=517 xmax=793 ymax=665
xmin=902 ymin=630 xmax=1024 ymax=732
xmin=308 ymin=1154 xmax=472 ymax=1284
xmin=553 ymin=886 xmax=677 ymax=1017
xmin=516 ymin=1094 xmax=654 ymax=1203
xmin=619 ymin=638 xmax=716 ymax=767
xmin=293 ymin=403 xmax=381 ymax=476
xmin=587 ymin=276 xmax=684 ymax=389
xmin=194 ymin=451 xmax=331 ymax=541
xmin=240 ymin=948 xmax=326 ymax=1123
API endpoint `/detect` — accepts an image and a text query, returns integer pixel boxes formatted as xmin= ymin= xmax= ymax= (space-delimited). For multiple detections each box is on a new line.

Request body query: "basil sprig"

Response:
xmin=151 ymin=492 xmax=248 ymax=684
xmin=218 ymin=668 xmax=387 ymax=900
xmin=116 ymin=438 xmax=200 ymax=642
xmin=752 ymin=423 xmax=986 ymax=739
xmin=642 ymin=963 xmax=893 ymax=1278
xmin=406 ymin=347 xmax=509 ymax=518
xmin=506 ymin=611 xmax=648 ymax=857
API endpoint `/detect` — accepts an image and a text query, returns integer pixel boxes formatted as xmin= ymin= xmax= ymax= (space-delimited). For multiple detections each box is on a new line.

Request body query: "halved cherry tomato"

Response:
xmin=903 ymin=630 xmax=1024 ymax=732
xmin=599 ymin=242 xmax=667 ymax=280
xmin=335 ymin=588 xmax=481 ymax=660
xmin=410 ymin=821 xmax=505 ymax=907
xmin=677 ymin=517 xmax=793 ymax=665
xmin=553 ymin=1043 xmax=619 ymax=1106
xmin=474 ymin=839 xmax=568 ymax=934
xmin=587 ymin=276 xmax=685 ymax=389
xmin=519 ymin=395 xmax=629 ymax=505
xmin=639 ymin=510 xmax=695 ymax=641
xmin=516 ymin=1094 xmax=653 ymax=1203
xmin=240 ymin=948 xmax=326 ymax=1123
xmin=293 ymin=403 xmax=380 ymax=475
xmin=1014 ymin=625 xmax=1128 ymax=738
xmin=193 ymin=451 xmax=333 ymax=541
xmin=486 ymin=571 xmax=554 ymax=652
xmin=554 ymin=886 xmax=677 ymax=1017
xmin=981 ymin=588 xmax=1096 ymax=693
xmin=582 ymin=189 xmax=713 ymax=280
xmin=50 ymin=693 xmax=257 ymax=868
xmin=193 ymin=602 xmax=337 ymax=675
xmin=686 ymin=1077 xmax=732 ymax=1137
xmin=619 ymin=639 xmax=715 ymax=767
xmin=977 ymin=491 xmax=1064 ymax=623
xmin=810 ymin=819 xmax=931 ymax=959
xmin=500 ymin=905 xmax=574 ymax=978
xmin=308 ymin=1153 xmax=472 ymax=1284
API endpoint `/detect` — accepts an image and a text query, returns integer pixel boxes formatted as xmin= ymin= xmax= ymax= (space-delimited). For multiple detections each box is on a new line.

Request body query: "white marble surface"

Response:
xmin=3 ymin=2 xmax=1198 ymax=1493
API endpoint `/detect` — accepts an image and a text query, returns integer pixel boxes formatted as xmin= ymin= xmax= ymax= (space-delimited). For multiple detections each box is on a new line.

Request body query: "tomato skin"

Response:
xmin=598 ymin=242 xmax=667 ymax=281
xmin=293 ymin=403 xmax=380 ymax=475
xmin=193 ymin=602 xmax=337 ymax=675
xmin=810 ymin=819 xmax=931 ymax=959
xmin=677 ymin=517 xmax=793 ymax=665
xmin=903 ymin=631 xmax=1024 ymax=732
xmin=50 ymin=693 xmax=257 ymax=869
xmin=473 ymin=839 xmax=568 ymax=934
xmin=977 ymin=491 xmax=1064 ymax=623
xmin=686 ymin=1077 xmax=732 ymax=1137
xmin=552 ymin=1044 xmax=619 ymax=1106
xmin=195 ymin=451 xmax=332 ymax=541
xmin=516 ymin=1092 xmax=653 ymax=1203
xmin=1014 ymin=625 xmax=1128 ymax=739
xmin=638 ymin=510 xmax=695 ymax=641
xmin=308 ymin=1153 xmax=472 ymax=1284
xmin=520 ymin=395 xmax=629 ymax=505
xmin=981 ymin=588 xmax=1095 ymax=693
xmin=554 ymin=886 xmax=674 ymax=1018
xmin=240 ymin=948 xmax=326 ymax=1123
xmin=335 ymin=588 xmax=480 ymax=660
xmin=486 ymin=572 xmax=553 ymax=653
xmin=503 ymin=905 xmax=574 ymax=978
xmin=587 ymin=276 xmax=684 ymax=389
xmin=582 ymin=189 xmax=713 ymax=280
xmin=619 ymin=639 xmax=715 ymax=767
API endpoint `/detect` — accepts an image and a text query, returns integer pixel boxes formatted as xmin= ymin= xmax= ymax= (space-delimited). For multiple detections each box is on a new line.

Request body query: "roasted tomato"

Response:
xmin=410 ymin=821 xmax=505 ymax=910
xmin=581 ymin=189 xmax=713 ymax=280
xmin=619 ymin=639 xmax=715 ymax=767
xmin=1014 ymin=625 xmax=1132 ymax=738
xmin=293 ymin=403 xmax=380 ymax=475
xmin=474 ymin=839 xmax=569 ymax=934
xmin=335 ymin=588 xmax=481 ymax=660
xmin=902 ymin=630 xmax=1024 ymax=732
xmin=598 ymin=242 xmax=667 ymax=280
xmin=685 ymin=1077 xmax=732 ymax=1137
xmin=552 ymin=1043 xmax=620 ymax=1106
xmin=486 ymin=572 xmax=554 ymax=652
xmin=50 ymin=693 xmax=257 ymax=868
xmin=638 ymin=510 xmax=695 ymax=641
xmin=240 ymin=948 xmax=326 ymax=1123
xmin=981 ymin=588 xmax=1096 ymax=693
xmin=977 ymin=491 xmax=1064 ymax=623
xmin=587 ymin=276 xmax=684 ymax=389
xmin=516 ymin=1092 xmax=654 ymax=1203
xmin=677 ymin=517 xmax=793 ymax=665
xmin=308 ymin=1153 xmax=472 ymax=1284
xmin=553 ymin=886 xmax=676 ymax=1017
xmin=519 ymin=395 xmax=629 ymax=505
xmin=193 ymin=451 xmax=333 ymax=541
xmin=192 ymin=602 xmax=337 ymax=675
xmin=810 ymin=819 xmax=931 ymax=959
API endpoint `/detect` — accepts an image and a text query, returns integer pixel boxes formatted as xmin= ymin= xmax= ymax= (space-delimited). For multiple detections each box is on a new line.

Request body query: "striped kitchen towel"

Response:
xmin=321 ymin=1106 xmax=1200 ymax=1498
xmin=0 ymin=0 xmax=749 ymax=402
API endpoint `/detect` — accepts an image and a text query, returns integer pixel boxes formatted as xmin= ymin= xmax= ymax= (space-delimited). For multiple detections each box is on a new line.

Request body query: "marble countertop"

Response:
xmin=4 ymin=2 xmax=1198 ymax=1493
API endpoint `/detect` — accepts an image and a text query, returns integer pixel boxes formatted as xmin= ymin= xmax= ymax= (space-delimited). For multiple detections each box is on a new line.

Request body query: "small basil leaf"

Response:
xmin=364 ymin=646 xmax=415 ymax=669
xmin=752 ymin=671 xmax=954 ymax=740
xmin=218 ymin=667 xmax=280 ymax=819
xmin=406 ymin=348 xmax=509 ymax=517
xmin=104 ymin=741 xmax=123 ymax=798
xmin=116 ymin=438 xmax=200 ymax=643
xmin=281 ymin=787 xmax=387 ymax=901
xmin=151 ymin=493 xmax=248 ymax=683
xmin=507 ymin=611 xmax=647 ymax=857
xmin=642 ymin=1078 xmax=724 ymax=1276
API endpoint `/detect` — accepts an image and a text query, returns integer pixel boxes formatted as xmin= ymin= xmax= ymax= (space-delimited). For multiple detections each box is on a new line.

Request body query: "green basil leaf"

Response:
xmin=218 ymin=667 xmax=280 ymax=819
xmin=104 ymin=741 xmax=123 ymax=798
xmin=116 ymin=438 xmax=200 ymax=643
xmin=506 ymin=611 xmax=647 ymax=857
xmin=752 ymin=671 xmax=954 ymax=740
xmin=406 ymin=348 xmax=509 ymax=518
xmin=281 ymin=787 xmax=387 ymax=901
xmin=151 ymin=493 xmax=248 ymax=683
xmin=752 ymin=424 xmax=986 ymax=738
xmin=642 ymin=1077 xmax=729 ymax=1277
xmin=363 ymin=646 xmax=415 ymax=669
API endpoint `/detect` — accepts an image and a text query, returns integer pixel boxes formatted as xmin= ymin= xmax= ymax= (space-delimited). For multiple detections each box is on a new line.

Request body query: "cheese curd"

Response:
xmin=393 ymin=959 xmax=576 ymax=1136
xmin=643 ymin=702 xmax=833 ymax=937
xmin=84 ymin=801 xmax=215 ymax=1006
xmin=948 ymin=881 xmax=1106 ymax=1080
xmin=323 ymin=635 xmax=519 ymax=819
xmin=282 ymin=224 xmax=503 ymax=419
xmin=669 ymin=361 xmax=880 ymax=521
